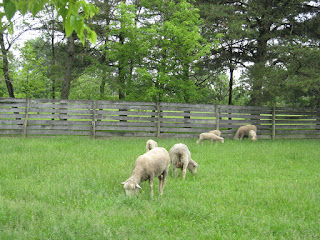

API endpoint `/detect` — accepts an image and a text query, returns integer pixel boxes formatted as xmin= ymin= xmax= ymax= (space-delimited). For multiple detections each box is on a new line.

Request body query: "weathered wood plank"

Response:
xmin=96 ymin=121 xmax=157 ymax=127
xmin=160 ymin=122 xmax=216 ymax=128
xmin=0 ymin=98 xmax=26 ymax=103
xmin=0 ymin=119 xmax=25 ymax=125
xmin=275 ymin=125 xmax=317 ymax=129
xmin=0 ymin=113 xmax=26 ymax=119
xmin=26 ymin=129 xmax=91 ymax=136
xmin=0 ymin=125 xmax=24 ymax=130
xmin=27 ymin=108 xmax=92 ymax=114
xmin=161 ymin=111 xmax=216 ymax=118
xmin=95 ymin=131 xmax=156 ymax=138
xmin=97 ymin=115 xmax=157 ymax=122
xmin=26 ymin=125 xmax=92 ymax=131
xmin=275 ymin=134 xmax=319 ymax=139
xmin=96 ymin=110 xmax=157 ymax=117
xmin=275 ymin=130 xmax=318 ymax=134
xmin=0 ymin=130 xmax=23 ymax=135
xmin=96 ymin=126 xmax=156 ymax=132
xmin=27 ymin=120 xmax=91 ymax=125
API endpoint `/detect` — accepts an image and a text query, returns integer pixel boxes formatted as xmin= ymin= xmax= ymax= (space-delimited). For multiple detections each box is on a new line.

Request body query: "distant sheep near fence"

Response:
xmin=197 ymin=133 xmax=224 ymax=144
xmin=146 ymin=139 xmax=158 ymax=152
xmin=233 ymin=125 xmax=257 ymax=140
xmin=209 ymin=130 xmax=221 ymax=137
xmin=248 ymin=130 xmax=258 ymax=141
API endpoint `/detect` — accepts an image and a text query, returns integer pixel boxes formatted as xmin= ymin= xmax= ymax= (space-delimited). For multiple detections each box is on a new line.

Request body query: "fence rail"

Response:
xmin=0 ymin=98 xmax=319 ymax=139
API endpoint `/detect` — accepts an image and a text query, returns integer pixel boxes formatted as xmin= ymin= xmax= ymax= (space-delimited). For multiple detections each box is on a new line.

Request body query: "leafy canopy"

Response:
xmin=1 ymin=0 xmax=99 ymax=44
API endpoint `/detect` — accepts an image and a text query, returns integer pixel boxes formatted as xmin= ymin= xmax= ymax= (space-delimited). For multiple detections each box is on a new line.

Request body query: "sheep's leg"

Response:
xmin=158 ymin=171 xmax=167 ymax=195
xmin=240 ymin=133 xmax=244 ymax=141
xmin=158 ymin=175 xmax=163 ymax=194
xmin=182 ymin=165 xmax=187 ymax=179
xmin=173 ymin=166 xmax=179 ymax=178
xmin=149 ymin=176 xmax=154 ymax=197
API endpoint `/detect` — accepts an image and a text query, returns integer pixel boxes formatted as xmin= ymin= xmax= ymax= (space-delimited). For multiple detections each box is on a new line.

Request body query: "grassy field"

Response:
xmin=0 ymin=137 xmax=319 ymax=239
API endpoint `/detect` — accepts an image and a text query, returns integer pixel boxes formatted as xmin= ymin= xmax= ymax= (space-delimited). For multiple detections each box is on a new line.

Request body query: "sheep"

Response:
xmin=248 ymin=129 xmax=258 ymax=141
xmin=209 ymin=129 xmax=221 ymax=137
xmin=146 ymin=139 xmax=158 ymax=152
xmin=196 ymin=133 xmax=224 ymax=144
xmin=169 ymin=143 xmax=198 ymax=179
xmin=233 ymin=125 xmax=257 ymax=140
xmin=121 ymin=147 xmax=170 ymax=197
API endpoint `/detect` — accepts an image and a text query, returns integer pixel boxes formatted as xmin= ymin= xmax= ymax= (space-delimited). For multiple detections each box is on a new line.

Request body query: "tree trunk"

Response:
xmin=0 ymin=31 xmax=15 ymax=98
xmin=51 ymin=27 xmax=56 ymax=99
xmin=99 ymin=52 xmax=107 ymax=99
xmin=118 ymin=33 xmax=126 ymax=100
xmin=61 ymin=33 xmax=75 ymax=100
xmin=250 ymin=28 xmax=269 ymax=106
xmin=228 ymin=64 xmax=234 ymax=105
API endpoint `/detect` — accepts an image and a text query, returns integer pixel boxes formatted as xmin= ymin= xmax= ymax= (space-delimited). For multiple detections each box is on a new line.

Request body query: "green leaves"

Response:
xmin=3 ymin=0 xmax=16 ymax=21
xmin=1 ymin=0 xmax=99 ymax=45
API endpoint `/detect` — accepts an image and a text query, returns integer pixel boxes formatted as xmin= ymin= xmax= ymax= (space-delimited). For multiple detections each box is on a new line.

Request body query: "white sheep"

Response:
xmin=169 ymin=143 xmax=198 ymax=179
xmin=121 ymin=147 xmax=170 ymax=197
xmin=146 ymin=139 xmax=158 ymax=152
xmin=196 ymin=133 xmax=224 ymax=144
xmin=209 ymin=129 xmax=221 ymax=137
xmin=248 ymin=129 xmax=258 ymax=141
xmin=233 ymin=125 xmax=257 ymax=140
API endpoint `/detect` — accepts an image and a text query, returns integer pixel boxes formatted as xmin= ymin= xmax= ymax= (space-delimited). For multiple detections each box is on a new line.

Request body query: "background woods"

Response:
xmin=0 ymin=0 xmax=319 ymax=108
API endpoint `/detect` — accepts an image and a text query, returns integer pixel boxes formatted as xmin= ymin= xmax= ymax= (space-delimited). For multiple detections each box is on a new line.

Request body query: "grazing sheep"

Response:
xmin=196 ymin=133 xmax=224 ymax=144
xmin=169 ymin=143 xmax=198 ymax=179
xmin=248 ymin=129 xmax=258 ymax=141
xmin=121 ymin=147 xmax=170 ymax=197
xmin=209 ymin=129 xmax=221 ymax=137
xmin=146 ymin=139 xmax=158 ymax=152
xmin=233 ymin=125 xmax=257 ymax=140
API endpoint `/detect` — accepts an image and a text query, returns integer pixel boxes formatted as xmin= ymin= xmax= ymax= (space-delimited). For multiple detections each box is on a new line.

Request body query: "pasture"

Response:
xmin=0 ymin=137 xmax=319 ymax=239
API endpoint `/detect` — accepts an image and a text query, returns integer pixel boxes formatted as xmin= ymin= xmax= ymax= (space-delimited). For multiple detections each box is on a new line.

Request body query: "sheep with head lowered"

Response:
xmin=248 ymin=129 xmax=258 ymax=141
xmin=209 ymin=129 xmax=221 ymax=137
xmin=146 ymin=139 xmax=158 ymax=152
xmin=169 ymin=143 xmax=198 ymax=179
xmin=233 ymin=125 xmax=257 ymax=140
xmin=121 ymin=147 xmax=170 ymax=197
xmin=196 ymin=132 xmax=224 ymax=144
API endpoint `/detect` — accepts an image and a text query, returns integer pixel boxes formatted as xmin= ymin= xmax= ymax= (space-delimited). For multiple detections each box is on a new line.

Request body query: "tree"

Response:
xmin=196 ymin=0 xmax=320 ymax=107
xmin=125 ymin=0 xmax=214 ymax=103
xmin=0 ymin=0 xmax=99 ymax=98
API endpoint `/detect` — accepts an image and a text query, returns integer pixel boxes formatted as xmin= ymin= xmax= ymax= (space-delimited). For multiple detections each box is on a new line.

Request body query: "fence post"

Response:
xmin=23 ymin=99 xmax=30 ymax=137
xmin=215 ymin=105 xmax=220 ymax=130
xmin=272 ymin=107 xmax=276 ymax=140
xmin=157 ymin=102 xmax=161 ymax=137
xmin=91 ymin=100 xmax=96 ymax=138
xmin=317 ymin=108 xmax=320 ymax=139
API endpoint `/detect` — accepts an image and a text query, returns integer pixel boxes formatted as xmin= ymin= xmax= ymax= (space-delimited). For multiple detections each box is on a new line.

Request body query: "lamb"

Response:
xmin=121 ymin=147 xmax=170 ymax=197
xmin=169 ymin=143 xmax=198 ymax=179
xmin=248 ymin=129 xmax=258 ymax=141
xmin=146 ymin=139 xmax=158 ymax=152
xmin=196 ymin=133 xmax=224 ymax=144
xmin=208 ymin=129 xmax=221 ymax=137
xmin=233 ymin=125 xmax=257 ymax=140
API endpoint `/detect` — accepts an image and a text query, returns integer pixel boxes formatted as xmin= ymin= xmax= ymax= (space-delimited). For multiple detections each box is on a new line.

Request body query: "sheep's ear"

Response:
xmin=136 ymin=184 xmax=142 ymax=189
xmin=121 ymin=182 xmax=126 ymax=185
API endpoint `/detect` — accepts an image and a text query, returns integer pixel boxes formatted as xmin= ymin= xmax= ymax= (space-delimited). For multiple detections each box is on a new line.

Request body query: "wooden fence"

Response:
xmin=0 ymin=98 xmax=319 ymax=139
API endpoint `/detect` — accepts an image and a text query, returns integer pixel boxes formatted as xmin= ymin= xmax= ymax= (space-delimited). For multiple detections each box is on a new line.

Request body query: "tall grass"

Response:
xmin=0 ymin=137 xmax=319 ymax=239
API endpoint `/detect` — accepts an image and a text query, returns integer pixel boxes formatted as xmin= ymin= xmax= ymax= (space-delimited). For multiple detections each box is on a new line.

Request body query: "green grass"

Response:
xmin=0 ymin=137 xmax=319 ymax=239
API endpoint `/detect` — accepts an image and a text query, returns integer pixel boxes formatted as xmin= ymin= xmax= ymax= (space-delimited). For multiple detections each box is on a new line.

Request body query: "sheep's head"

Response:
xmin=121 ymin=180 xmax=141 ymax=196
xmin=188 ymin=159 xmax=198 ymax=174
